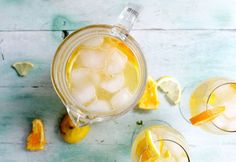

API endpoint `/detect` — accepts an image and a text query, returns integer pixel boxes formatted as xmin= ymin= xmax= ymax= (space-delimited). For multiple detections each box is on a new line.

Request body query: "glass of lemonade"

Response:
xmin=180 ymin=77 xmax=236 ymax=133
xmin=51 ymin=4 xmax=147 ymax=126
xmin=131 ymin=120 xmax=190 ymax=162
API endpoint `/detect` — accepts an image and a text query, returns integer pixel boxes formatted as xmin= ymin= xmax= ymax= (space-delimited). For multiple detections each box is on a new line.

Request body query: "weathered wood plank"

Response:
xmin=0 ymin=0 xmax=236 ymax=30
xmin=1 ymin=30 xmax=236 ymax=161
xmin=1 ymin=30 xmax=236 ymax=86
xmin=1 ymin=86 xmax=236 ymax=162
xmin=1 ymin=28 xmax=236 ymax=161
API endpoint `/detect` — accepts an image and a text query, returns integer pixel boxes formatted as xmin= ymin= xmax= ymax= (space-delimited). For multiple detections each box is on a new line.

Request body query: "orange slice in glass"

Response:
xmin=189 ymin=106 xmax=225 ymax=125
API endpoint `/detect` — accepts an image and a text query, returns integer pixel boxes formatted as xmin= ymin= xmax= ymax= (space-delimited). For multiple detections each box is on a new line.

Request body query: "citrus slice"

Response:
xmin=163 ymin=150 xmax=171 ymax=158
xmin=189 ymin=106 xmax=225 ymax=125
xmin=103 ymin=36 xmax=138 ymax=66
xmin=138 ymin=130 xmax=160 ymax=162
xmin=140 ymin=149 xmax=155 ymax=162
xmin=60 ymin=114 xmax=91 ymax=144
xmin=146 ymin=156 xmax=159 ymax=162
xmin=26 ymin=119 xmax=46 ymax=151
xmin=208 ymin=92 xmax=217 ymax=105
xmin=138 ymin=77 xmax=160 ymax=110
xmin=156 ymin=76 xmax=181 ymax=105
xmin=134 ymin=129 xmax=173 ymax=162
xmin=145 ymin=130 xmax=161 ymax=157
xmin=12 ymin=61 xmax=34 ymax=77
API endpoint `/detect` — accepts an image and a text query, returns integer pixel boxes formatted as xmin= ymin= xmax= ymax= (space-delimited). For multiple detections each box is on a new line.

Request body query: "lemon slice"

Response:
xmin=12 ymin=61 xmax=34 ymax=77
xmin=145 ymin=130 xmax=161 ymax=157
xmin=156 ymin=76 xmax=181 ymax=105
xmin=135 ymin=129 xmax=173 ymax=162
xmin=60 ymin=114 xmax=91 ymax=144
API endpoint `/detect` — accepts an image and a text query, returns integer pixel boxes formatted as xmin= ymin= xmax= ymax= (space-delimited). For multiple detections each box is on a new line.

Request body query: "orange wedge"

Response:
xmin=189 ymin=106 xmax=225 ymax=125
xmin=26 ymin=119 xmax=46 ymax=151
xmin=138 ymin=77 xmax=160 ymax=110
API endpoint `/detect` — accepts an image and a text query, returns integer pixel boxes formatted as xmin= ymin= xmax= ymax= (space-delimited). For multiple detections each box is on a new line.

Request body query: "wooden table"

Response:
xmin=1 ymin=0 xmax=236 ymax=161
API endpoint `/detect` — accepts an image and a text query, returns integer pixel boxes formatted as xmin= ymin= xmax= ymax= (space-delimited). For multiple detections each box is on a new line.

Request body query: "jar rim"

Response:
xmin=51 ymin=24 xmax=147 ymax=122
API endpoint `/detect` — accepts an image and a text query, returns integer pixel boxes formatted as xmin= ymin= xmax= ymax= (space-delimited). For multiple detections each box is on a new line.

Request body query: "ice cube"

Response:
xmin=70 ymin=68 xmax=89 ymax=88
xmin=90 ymin=72 xmax=101 ymax=84
xmin=72 ymin=85 xmax=96 ymax=104
xmin=86 ymin=100 xmax=111 ymax=113
xmin=165 ymin=141 xmax=184 ymax=158
xmin=223 ymin=106 xmax=236 ymax=119
xmin=212 ymin=115 xmax=226 ymax=129
xmin=106 ymin=49 xmax=127 ymax=75
xmin=222 ymin=120 xmax=236 ymax=131
xmin=224 ymin=119 xmax=236 ymax=131
xmin=79 ymin=49 xmax=106 ymax=69
xmin=111 ymin=88 xmax=133 ymax=109
xmin=100 ymin=74 xmax=124 ymax=93
xmin=177 ymin=156 xmax=188 ymax=162
xmin=83 ymin=36 xmax=104 ymax=47
xmin=164 ymin=156 xmax=177 ymax=162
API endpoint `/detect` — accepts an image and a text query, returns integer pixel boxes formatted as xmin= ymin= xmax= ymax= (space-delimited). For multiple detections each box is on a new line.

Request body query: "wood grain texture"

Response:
xmin=0 ymin=0 xmax=236 ymax=30
xmin=1 ymin=0 xmax=236 ymax=162
xmin=1 ymin=30 xmax=236 ymax=162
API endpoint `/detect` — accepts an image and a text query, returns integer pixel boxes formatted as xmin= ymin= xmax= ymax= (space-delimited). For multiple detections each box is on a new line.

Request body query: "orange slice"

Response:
xmin=138 ymin=77 xmax=160 ymax=110
xmin=103 ymin=36 xmax=138 ymax=66
xmin=189 ymin=106 xmax=225 ymax=125
xmin=26 ymin=119 xmax=46 ymax=151
xmin=140 ymin=148 xmax=154 ymax=162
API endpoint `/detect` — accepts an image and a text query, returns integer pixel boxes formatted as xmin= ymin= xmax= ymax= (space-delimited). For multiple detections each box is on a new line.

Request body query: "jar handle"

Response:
xmin=66 ymin=104 xmax=90 ymax=127
xmin=111 ymin=3 xmax=142 ymax=40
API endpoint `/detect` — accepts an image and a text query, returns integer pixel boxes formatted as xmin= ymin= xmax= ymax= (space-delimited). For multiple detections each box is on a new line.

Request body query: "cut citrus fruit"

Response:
xmin=145 ymin=130 xmax=161 ymax=157
xmin=12 ymin=61 xmax=34 ymax=77
xmin=60 ymin=114 xmax=91 ymax=144
xmin=163 ymin=150 xmax=171 ymax=158
xmin=138 ymin=77 xmax=160 ymax=110
xmin=103 ymin=36 xmax=138 ymax=66
xmin=133 ymin=129 xmax=173 ymax=162
xmin=208 ymin=92 xmax=217 ymax=105
xmin=26 ymin=119 xmax=46 ymax=151
xmin=189 ymin=106 xmax=225 ymax=125
xmin=140 ymin=148 xmax=155 ymax=162
xmin=156 ymin=76 xmax=181 ymax=105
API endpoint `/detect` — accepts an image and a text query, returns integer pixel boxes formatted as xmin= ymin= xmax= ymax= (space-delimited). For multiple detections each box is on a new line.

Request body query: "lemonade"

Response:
xmin=131 ymin=124 xmax=189 ymax=162
xmin=65 ymin=35 xmax=140 ymax=115
xmin=189 ymin=78 xmax=236 ymax=132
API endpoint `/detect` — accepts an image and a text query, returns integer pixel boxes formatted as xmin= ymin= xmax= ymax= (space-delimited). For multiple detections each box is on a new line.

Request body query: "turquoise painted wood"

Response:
xmin=1 ymin=0 xmax=236 ymax=162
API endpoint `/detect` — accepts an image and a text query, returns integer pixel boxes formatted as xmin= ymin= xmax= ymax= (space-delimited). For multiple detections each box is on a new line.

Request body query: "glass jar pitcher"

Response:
xmin=51 ymin=4 xmax=147 ymax=126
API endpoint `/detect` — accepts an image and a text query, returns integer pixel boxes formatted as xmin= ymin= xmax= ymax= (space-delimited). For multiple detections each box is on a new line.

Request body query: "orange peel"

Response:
xmin=138 ymin=77 xmax=160 ymax=110
xmin=189 ymin=106 xmax=225 ymax=125
xmin=26 ymin=119 xmax=46 ymax=151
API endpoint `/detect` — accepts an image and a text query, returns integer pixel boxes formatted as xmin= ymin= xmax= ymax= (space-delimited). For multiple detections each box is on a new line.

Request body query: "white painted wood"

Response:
xmin=0 ymin=0 xmax=236 ymax=30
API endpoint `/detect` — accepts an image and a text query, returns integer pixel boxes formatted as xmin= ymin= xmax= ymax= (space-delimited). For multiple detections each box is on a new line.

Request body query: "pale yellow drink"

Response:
xmin=190 ymin=78 xmax=236 ymax=132
xmin=65 ymin=35 xmax=140 ymax=114
xmin=131 ymin=125 xmax=189 ymax=162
